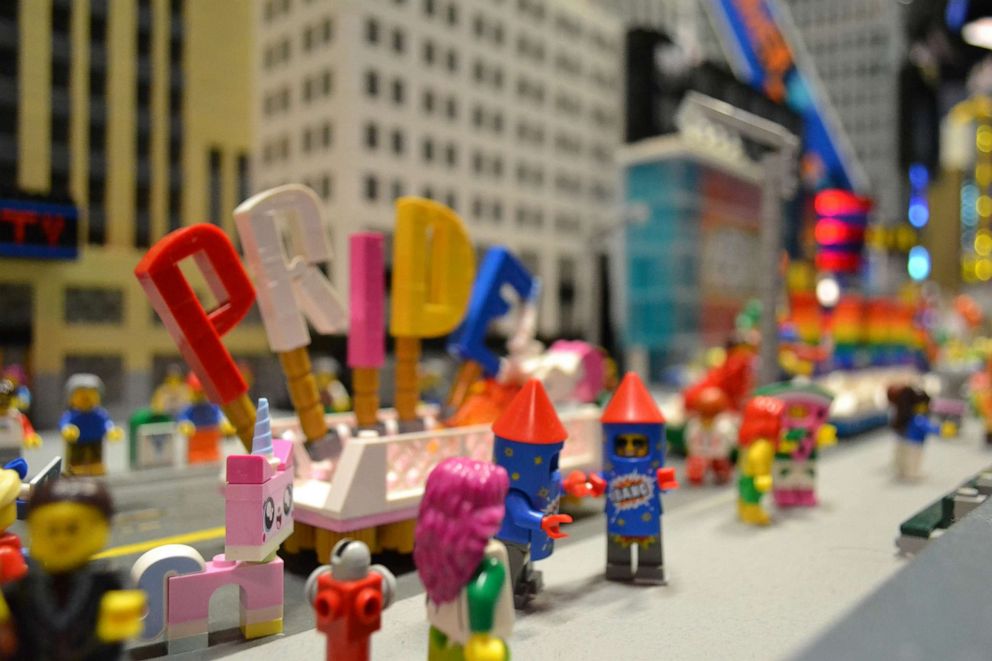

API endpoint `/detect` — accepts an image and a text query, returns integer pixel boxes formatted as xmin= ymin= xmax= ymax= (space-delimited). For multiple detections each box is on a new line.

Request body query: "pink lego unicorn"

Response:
xmin=131 ymin=398 xmax=292 ymax=654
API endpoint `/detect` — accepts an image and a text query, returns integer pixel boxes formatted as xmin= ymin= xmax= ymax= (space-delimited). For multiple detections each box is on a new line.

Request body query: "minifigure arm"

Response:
xmin=96 ymin=590 xmax=146 ymax=643
xmin=562 ymin=470 xmax=606 ymax=498
xmin=656 ymin=467 xmax=679 ymax=491
xmin=464 ymin=556 xmax=509 ymax=661
xmin=466 ymin=556 xmax=506 ymax=634
xmin=505 ymin=491 xmax=572 ymax=539
xmin=59 ymin=411 xmax=79 ymax=443
xmin=816 ymin=424 xmax=837 ymax=448
xmin=101 ymin=409 xmax=123 ymax=442
xmin=18 ymin=416 xmax=40 ymax=449
xmin=0 ymin=547 xmax=26 ymax=584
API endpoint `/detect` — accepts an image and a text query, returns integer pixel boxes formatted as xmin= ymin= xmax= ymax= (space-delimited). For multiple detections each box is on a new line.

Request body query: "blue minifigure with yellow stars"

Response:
xmin=565 ymin=372 xmax=678 ymax=584
xmin=492 ymin=379 xmax=573 ymax=608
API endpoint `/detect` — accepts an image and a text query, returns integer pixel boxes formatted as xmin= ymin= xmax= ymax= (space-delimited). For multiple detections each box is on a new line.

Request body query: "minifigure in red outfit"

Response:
xmin=684 ymin=386 xmax=736 ymax=486
xmin=306 ymin=538 xmax=396 ymax=661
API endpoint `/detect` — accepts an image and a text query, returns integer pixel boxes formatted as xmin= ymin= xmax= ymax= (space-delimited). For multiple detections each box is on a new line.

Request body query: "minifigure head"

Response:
xmin=739 ymin=396 xmax=784 ymax=448
xmin=888 ymin=385 xmax=931 ymax=434
xmin=0 ymin=467 xmax=21 ymax=531
xmin=312 ymin=356 xmax=340 ymax=389
xmin=187 ymin=372 xmax=207 ymax=403
xmin=2 ymin=365 xmax=25 ymax=387
xmin=27 ymin=478 xmax=113 ymax=573
xmin=0 ymin=379 xmax=13 ymax=413
xmin=415 ymin=457 xmax=509 ymax=605
xmin=693 ymin=386 xmax=730 ymax=421
xmin=65 ymin=373 xmax=105 ymax=411
xmin=602 ymin=373 xmax=665 ymax=467
xmin=614 ymin=432 xmax=649 ymax=458
xmin=163 ymin=363 xmax=184 ymax=385
xmin=224 ymin=398 xmax=294 ymax=562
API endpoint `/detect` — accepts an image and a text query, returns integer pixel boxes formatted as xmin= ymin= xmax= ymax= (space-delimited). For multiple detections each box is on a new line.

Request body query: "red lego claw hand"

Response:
xmin=541 ymin=513 xmax=573 ymax=539
xmin=562 ymin=471 xmax=607 ymax=498
xmin=657 ymin=467 xmax=679 ymax=491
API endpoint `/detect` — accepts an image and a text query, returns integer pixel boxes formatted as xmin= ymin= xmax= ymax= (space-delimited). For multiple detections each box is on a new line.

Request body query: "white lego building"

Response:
xmin=254 ymin=0 xmax=623 ymax=339
xmin=780 ymin=0 xmax=905 ymax=221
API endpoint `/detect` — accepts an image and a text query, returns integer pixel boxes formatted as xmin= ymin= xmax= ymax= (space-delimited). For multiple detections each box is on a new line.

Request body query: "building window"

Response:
xmin=445 ymin=97 xmax=457 ymax=119
xmin=322 ymin=17 xmax=333 ymax=42
xmin=322 ymin=69 xmax=332 ymax=95
xmin=322 ymin=122 xmax=333 ymax=147
xmin=64 ymin=287 xmax=124 ymax=325
xmin=391 ymin=129 xmax=405 ymax=155
xmin=364 ymin=175 xmax=378 ymax=201
xmin=365 ymin=70 xmax=379 ymax=97
xmin=422 ymin=89 xmax=435 ymax=113
xmin=445 ymin=144 xmax=457 ymax=167
xmin=422 ymin=137 xmax=434 ymax=163
xmin=392 ymin=28 xmax=405 ymax=53
xmin=365 ymin=17 xmax=379 ymax=44
xmin=365 ymin=122 xmax=378 ymax=149
xmin=392 ymin=79 xmax=405 ymax=104
xmin=237 ymin=153 xmax=250 ymax=202
xmin=392 ymin=180 xmax=404 ymax=200
xmin=446 ymin=49 xmax=458 ymax=72
xmin=208 ymin=147 xmax=222 ymax=223
xmin=423 ymin=39 xmax=435 ymax=65
xmin=320 ymin=173 xmax=331 ymax=199
xmin=447 ymin=3 xmax=458 ymax=25
xmin=424 ymin=0 xmax=435 ymax=16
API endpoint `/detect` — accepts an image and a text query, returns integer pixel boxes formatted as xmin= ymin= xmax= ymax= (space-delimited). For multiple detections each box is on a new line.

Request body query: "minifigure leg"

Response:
xmin=504 ymin=541 xmax=540 ymax=608
xmin=634 ymin=534 xmax=665 ymax=585
xmin=605 ymin=536 xmax=635 ymax=582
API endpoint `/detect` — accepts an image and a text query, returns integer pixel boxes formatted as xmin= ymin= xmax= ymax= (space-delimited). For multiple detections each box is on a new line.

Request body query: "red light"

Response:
xmin=814 ymin=189 xmax=873 ymax=217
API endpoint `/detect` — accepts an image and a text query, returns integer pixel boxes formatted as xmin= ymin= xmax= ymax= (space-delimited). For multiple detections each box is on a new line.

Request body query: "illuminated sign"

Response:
xmin=706 ymin=0 xmax=867 ymax=192
xmin=0 ymin=197 xmax=79 ymax=259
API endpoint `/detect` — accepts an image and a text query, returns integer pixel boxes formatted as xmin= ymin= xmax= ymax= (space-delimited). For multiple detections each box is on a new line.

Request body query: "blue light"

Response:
xmin=946 ymin=0 xmax=968 ymax=31
xmin=907 ymin=246 xmax=931 ymax=282
xmin=908 ymin=163 xmax=929 ymax=189
xmin=908 ymin=202 xmax=929 ymax=228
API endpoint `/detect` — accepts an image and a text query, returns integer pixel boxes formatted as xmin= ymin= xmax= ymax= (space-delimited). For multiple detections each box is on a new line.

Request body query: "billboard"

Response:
xmin=0 ymin=196 xmax=79 ymax=259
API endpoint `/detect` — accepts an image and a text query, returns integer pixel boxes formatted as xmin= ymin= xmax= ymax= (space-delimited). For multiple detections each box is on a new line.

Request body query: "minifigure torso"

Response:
xmin=604 ymin=456 xmax=661 ymax=537
xmin=62 ymin=407 xmax=113 ymax=444
xmin=426 ymin=539 xmax=514 ymax=646
xmin=686 ymin=415 xmax=734 ymax=460
xmin=0 ymin=408 xmax=28 ymax=451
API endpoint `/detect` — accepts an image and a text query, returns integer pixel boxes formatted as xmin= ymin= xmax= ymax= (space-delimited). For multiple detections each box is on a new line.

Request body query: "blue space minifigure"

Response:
xmin=564 ymin=372 xmax=678 ymax=584
xmin=492 ymin=379 xmax=573 ymax=608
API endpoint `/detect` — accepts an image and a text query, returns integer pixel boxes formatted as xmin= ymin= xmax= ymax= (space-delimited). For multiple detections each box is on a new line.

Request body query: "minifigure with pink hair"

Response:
xmin=415 ymin=457 xmax=514 ymax=661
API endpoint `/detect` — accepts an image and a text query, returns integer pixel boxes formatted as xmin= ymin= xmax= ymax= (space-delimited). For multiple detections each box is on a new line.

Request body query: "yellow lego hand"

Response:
xmin=61 ymin=424 xmax=80 ymax=443
xmin=106 ymin=426 xmax=124 ymax=442
xmin=96 ymin=590 xmax=146 ymax=643
xmin=941 ymin=421 xmax=958 ymax=438
xmin=817 ymin=424 xmax=837 ymax=447
xmin=778 ymin=439 xmax=797 ymax=454
xmin=755 ymin=474 xmax=773 ymax=493
xmin=24 ymin=433 xmax=41 ymax=449
xmin=464 ymin=633 xmax=507 ymax=661
xmin=177 ymin=421 xmax=195 ymax=437
xmin=220 ymin=420 xmax=236 ymax=437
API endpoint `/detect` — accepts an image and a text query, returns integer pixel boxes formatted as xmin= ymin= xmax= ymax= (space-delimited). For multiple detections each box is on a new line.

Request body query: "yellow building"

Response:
xmin=0 ymin=0 xmax=268 ymax=427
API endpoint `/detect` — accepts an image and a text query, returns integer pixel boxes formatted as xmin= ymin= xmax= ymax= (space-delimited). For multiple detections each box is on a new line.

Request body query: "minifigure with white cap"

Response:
xmin=60 ymin=373 xmax=122 ymax=476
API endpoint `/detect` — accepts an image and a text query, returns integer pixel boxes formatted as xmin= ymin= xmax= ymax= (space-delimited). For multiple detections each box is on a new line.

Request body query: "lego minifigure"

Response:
xmin=305 ymin=539 xmax=396 ymax=661
xmin=683 ymin=386 xmax=735 ymax=486
xmin=177 ymin=372 xmax=235 ymax=464
xmin=0 ymin=380 xmax=41 ymax=465
xmin=150 ymin=363 xmax=192 ymax=418
xmin=888 ymin=385 xmax=946 ymax=480
xmin=60 ymin=373 xmax=122 ymax=476
xmin=564 ymin=372 xmax=679 ymax=584
xmin=491 ymin=379 xmax=573 ymax=608
xmin=0 ymin=478 xmax=146 ymax=660
xmin=753 ymin=382 xmax=836 ymax=508
xmin=132 ymin=398 xmax=291 ymax=653
xmin=737 ymin=396 xmax=784 ymax=525
xmin=415 ymin=457 xmax=513 ymax=661
xmin=0 ymin=464 xmax=27 ymax=586
xmin=1 ymin=366 xmax=30 ymax=413
xmin=314 ymin=356 xmax=352 ymax=413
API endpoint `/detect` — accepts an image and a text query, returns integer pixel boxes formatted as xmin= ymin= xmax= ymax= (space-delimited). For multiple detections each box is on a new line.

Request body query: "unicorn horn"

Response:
xmin=252 ymin=397 xmax=273 ymax=456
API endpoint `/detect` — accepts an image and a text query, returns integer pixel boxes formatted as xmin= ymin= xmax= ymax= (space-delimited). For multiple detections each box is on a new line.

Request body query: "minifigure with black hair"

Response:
xmin=0 ymin=478 xmax=145 ymax=660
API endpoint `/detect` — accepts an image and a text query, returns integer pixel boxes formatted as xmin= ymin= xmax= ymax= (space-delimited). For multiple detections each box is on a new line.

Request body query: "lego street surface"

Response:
xmin=227 ymin=420 xmax=992 ymax=660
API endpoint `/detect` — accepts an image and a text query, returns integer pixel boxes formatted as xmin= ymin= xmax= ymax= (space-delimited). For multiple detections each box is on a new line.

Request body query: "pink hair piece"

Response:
xmin=414 ymin=457 xmax=509 ymax=604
